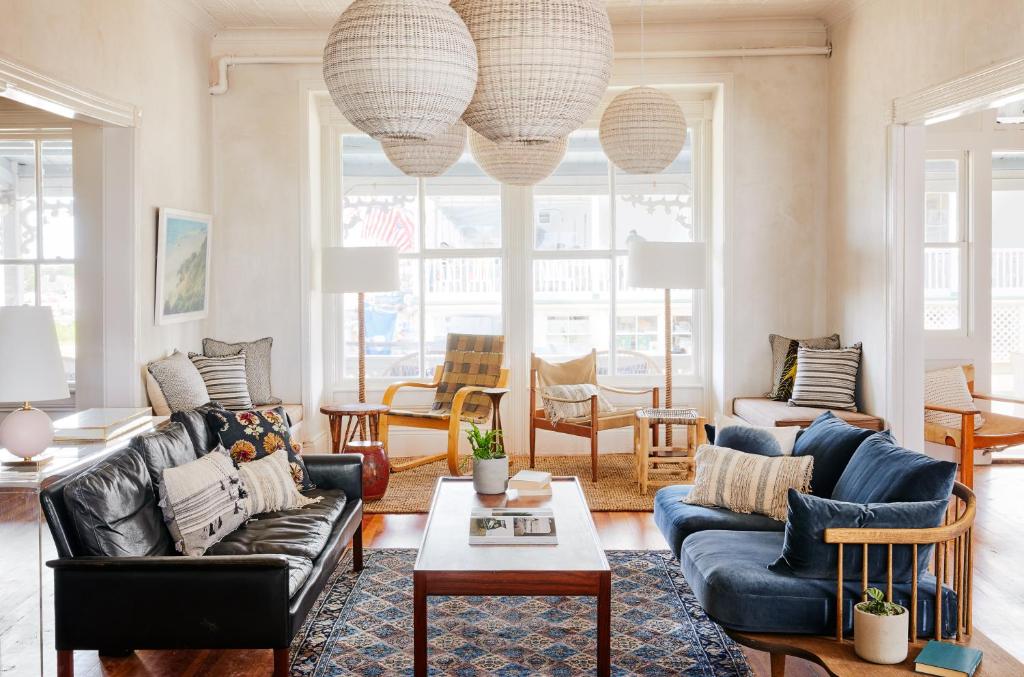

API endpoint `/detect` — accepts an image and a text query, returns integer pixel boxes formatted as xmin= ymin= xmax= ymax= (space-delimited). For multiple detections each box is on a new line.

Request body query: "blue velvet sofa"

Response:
xmin=653 ymin=412 xmax=961 ymax=638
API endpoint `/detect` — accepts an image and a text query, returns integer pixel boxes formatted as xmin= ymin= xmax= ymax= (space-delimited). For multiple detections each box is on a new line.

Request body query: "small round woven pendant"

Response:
xmin=382 ymin=120 xmax=467 ymax=178
xmin=451 ymin=0 xmax=614 ymax=144
xmin=323 ymin=0 xmax=478 ymax=141
xmin=468 ymin=130 xmax=568 ymax=186
xmin=599 ymin=87 xmax=687 ymax=175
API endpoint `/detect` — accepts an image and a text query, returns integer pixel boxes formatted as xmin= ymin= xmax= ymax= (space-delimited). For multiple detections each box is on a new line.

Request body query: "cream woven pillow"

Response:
xmin=238 ymin=448 xmax=319 ymax=516
xmin=684 ymin=445 xmax=814 ymax=522
xmin=541 ymin=384 xmax=614 ymax=424
xmin=924 ymin=366 xmax=983 ymax=430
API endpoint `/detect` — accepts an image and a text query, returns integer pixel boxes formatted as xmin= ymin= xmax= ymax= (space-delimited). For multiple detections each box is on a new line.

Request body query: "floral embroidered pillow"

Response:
xmin=205 ymin=406 xmax=314 ymax=491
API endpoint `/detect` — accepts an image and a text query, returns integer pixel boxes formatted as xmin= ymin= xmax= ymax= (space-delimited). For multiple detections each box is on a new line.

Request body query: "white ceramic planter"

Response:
xmin=853 ymin=604 xmax=910 ymax=664
xmin=472 ymin=456 xmax=509 ymax=495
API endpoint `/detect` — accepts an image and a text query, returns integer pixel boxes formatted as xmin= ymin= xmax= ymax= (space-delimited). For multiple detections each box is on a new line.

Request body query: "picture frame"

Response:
xmin=155 ymin=208 xmax=212 ymax=325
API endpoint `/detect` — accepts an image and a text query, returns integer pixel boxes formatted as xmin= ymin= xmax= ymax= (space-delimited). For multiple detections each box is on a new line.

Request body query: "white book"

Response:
xmin=53 ymin=408 xmax=154 ymax=442
xmin=468 ymin=507 xmax=558 ymax=545
xmin=508 ymin=469 xmax=552 ymax=489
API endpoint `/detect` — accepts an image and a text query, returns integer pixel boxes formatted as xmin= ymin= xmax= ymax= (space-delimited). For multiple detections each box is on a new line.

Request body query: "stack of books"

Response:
xmin=53 ymin=408 xmax=154 ymax=443
xmin=507 ymin=469 xmax=552 ymax=496
xmin=468 ymin=508 xmax=558 ymax=545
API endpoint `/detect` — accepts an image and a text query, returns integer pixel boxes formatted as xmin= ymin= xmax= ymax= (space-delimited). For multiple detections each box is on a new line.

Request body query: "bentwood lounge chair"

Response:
xmin=925 ymin=363 xmax=1024 ymax=489
xmin=380 ymin=334 xmax=509 ymax=476
xmin=530 ymin=350 xmax=660 ymax=482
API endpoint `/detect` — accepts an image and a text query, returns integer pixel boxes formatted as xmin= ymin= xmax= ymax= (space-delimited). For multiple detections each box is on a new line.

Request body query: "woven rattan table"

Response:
xmin=633 ymin=408 xmax=706 ymax=494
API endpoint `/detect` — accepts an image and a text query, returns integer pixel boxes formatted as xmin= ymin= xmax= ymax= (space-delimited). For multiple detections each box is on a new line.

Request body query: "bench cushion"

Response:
xmin=733 ymin=397 xmax=883 ymax=431
xmin=653 ymin=485 xmax=784 ymax=557
xmin=680 ymin=530 xmax=957 ymax=637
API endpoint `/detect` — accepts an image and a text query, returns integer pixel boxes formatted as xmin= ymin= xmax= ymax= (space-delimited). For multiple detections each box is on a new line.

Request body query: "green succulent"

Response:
xmin=466 ymin=422 xmax=505 ymax=460
xmin=857 ymin=587 xmax=906 ymax=617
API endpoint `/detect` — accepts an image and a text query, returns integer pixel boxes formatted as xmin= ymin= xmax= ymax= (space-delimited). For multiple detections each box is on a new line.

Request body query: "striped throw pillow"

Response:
xmin=789 ymin=343 xmax=862 ymax=412
xmin=541 ymin=384 xmax=614 ymax=424
xmin=189 ymin=352 xmax=253 ymax=410
xmin=684 ymin=445 xmax=814 ymax=522
xmin=158 ymin=452 xmax=247 ymax=556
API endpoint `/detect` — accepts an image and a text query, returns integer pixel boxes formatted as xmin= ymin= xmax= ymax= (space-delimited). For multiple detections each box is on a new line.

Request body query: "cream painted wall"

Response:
xmin=209 ymin=33 xmax=830 ymax=437
xmin=0 ymin=0 xmax=214 ymax=403
xmin=827 ymin=0 xmax=1024 ymax=415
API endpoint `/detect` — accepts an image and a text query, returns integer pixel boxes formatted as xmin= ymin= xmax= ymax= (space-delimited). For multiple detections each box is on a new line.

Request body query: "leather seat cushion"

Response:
xmin=653 ymin=485 xmax=783 ymax=558
xmin=205 ymin=489 xmax=347 ymax=561
xmin=281 ymin=555 xmax=313 ymax=597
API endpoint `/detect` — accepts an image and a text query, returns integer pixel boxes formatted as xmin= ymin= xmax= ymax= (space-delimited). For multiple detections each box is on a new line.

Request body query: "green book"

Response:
xmin=914 ymin=640 xmax=983 ymax=677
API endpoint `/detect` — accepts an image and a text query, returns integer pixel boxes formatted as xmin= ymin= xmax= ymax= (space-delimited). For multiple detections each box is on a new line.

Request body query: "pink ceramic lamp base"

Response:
xmin=0 ymin=406 xmax=54 ymax=465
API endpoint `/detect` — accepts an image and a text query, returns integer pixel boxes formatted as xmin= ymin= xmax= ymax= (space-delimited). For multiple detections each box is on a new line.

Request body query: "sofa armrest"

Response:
xmin=304 ymin=453 xmax=363 ymax=500
xmin=47 ymin=555 xmax=293 ymax=649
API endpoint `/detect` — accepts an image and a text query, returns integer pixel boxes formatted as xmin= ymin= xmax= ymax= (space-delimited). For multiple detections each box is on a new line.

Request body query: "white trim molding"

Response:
xmin=209 ymin=56 xmax=322 ymax=95
xmin=0 ymin=52 xmax=138 ymax=127
xmin=893 ymin=56 xmax=1024 ymax=125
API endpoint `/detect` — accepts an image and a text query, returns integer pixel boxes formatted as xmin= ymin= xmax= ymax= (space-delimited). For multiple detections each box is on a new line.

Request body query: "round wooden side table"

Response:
xmin=320 ymin=403 xmax=390 ymax=502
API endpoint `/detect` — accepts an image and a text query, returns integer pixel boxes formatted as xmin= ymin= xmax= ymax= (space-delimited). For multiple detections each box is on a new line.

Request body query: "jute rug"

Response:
xmin=367 ymin=453 xmax=672 ymax=514
xmin=289 ymin=548 xmax=752 ymax=676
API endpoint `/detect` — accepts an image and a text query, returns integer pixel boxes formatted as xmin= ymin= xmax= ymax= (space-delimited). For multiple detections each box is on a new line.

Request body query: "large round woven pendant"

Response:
xmin=600 ymin=87 xmax=688 ymax=175
xmin=323 ymin=0 xmax=478 ymax=141
xmin=452 ymin=0 xmax=614 ymax=144
xmin=468 ymin=130 xmax=568 ymax=186
xmin=382 ymin=120 xmax=467 ymax=178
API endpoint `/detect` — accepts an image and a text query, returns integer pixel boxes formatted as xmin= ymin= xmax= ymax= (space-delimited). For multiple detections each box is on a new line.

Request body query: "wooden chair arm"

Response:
xmin=826 ymin=482 xmax=975 ymax=545
xmin=449 ymin=385 xmax=499 ymax=423
xmin=382 ymin=366 xmax=443 ymax=406
xmin=973 ymin=392 xmax=1024 ymax=406
xmin=541 ymin=394 xmax=598 ymax=404
xmin=924 ymin=402 xmax=981 ymax=416
xmin=599 ymin=384 xmax=656 ymax=396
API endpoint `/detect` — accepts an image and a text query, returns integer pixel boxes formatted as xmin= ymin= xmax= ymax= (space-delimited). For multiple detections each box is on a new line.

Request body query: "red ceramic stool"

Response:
xmin=345 ymin=440 xmax=389 ymax=502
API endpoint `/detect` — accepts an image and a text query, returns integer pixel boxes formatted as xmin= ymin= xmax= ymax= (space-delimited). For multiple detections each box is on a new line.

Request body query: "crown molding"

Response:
xmin=821 ymin=0 xmax=871 ymax=28
xmin=159 ymin=0 xmax=220 ymax=35
xmin=893 ymin=56 xmax=1024 ymax=125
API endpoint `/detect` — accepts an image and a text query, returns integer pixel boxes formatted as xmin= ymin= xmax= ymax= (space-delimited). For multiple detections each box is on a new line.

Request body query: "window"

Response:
xmin=991 ymin=151 xmax=1024 ymax=388
xmin=924 ymin=153 xmax=969 ymax=333
xmin=532 ymin=129 xmax=699 ymax=377
xmin=333 ymin=136 xmax=502 ymax=380
xmin=0 ymin=136 xmax=75 ymax=385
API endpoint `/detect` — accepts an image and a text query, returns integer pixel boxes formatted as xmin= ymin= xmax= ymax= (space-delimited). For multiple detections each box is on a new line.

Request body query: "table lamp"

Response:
xmin=0 ymin=306 xmax=70 ymax=465
xmin=627 ymin=240 xmax=707 ymax=446
xmin=323 ymin=246 xmax=401 ymax=403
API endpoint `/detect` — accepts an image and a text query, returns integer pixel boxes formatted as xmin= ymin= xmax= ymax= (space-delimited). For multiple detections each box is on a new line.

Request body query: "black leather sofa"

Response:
xmin=40 ymin=412 xmax=363 ymax=677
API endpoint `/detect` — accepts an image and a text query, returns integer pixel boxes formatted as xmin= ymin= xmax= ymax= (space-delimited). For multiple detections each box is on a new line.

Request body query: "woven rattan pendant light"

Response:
xmin=323 ymin=0 xmax=478 ymax=141
xmin=468 ymin=130 xmax=568 ymax=186
xmin=599 ymin=1 xmax=687 ymax=174
xmin=451 ymin=0 xmax=614 ymax=144
xmin=382 ymin=120 xmax=467 ymax=178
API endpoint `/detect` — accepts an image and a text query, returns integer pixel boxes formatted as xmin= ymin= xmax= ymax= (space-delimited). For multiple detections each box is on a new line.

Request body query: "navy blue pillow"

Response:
xmin=792 ymin=412 xmax=875 ymax=497
xmin=705 ymin=423 xmax=715 ymax=444
xmin=831 ymin=434 xmax=957 ymax=504
xmin=715 ymin=424 xmax=801 ymax=457
xmin=769 ymin=489 xmax=948 ymax=581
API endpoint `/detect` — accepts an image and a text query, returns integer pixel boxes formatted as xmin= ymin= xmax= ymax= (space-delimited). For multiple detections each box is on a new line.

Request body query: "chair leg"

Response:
xmin=447 ymin=420 xmax=462 ymax=476
xmin=273 ymin=648 xmax=289 ymax=677
xmin=353 ymin=523 xmax=364 ymax=572
xmin=57 ymin=650 xmax=73 ymax=677
xmin=591 ymin=429 xmax=599 ymax=482
xmin=770 ymin=652 xmax=786 ymax=677
xmin=529 ymin=419 xmax=537 ymax=468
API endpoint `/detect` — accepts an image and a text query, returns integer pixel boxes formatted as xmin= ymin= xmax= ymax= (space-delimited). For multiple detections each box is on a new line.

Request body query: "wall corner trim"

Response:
xmin=209 ymin=56 xmax=322 ymax=95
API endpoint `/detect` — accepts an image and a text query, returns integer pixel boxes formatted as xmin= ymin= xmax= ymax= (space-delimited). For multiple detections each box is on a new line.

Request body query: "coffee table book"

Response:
xmin=915 ymin=640 xmax=983 ymax=677
xmin=469 ymin=507 xmax=557 ymax=545
xmin=53 ymin=407 xmax=153 ymax=442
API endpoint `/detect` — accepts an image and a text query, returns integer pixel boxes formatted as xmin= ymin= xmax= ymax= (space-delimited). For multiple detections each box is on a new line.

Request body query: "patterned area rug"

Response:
xmin=368 ymin=453 xmax=684 ymax=514
xmin=290 ymin=549 xmax=750 ymax=676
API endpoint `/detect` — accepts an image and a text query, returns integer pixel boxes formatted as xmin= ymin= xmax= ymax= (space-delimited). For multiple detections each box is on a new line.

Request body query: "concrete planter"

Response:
xmin=472 ymin=456 xmax=509 ymax=495
xmin=853 ymin=604 xmax=909 ymax=664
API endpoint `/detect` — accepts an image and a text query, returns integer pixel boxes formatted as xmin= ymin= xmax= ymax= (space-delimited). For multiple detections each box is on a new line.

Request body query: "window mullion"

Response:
xmin=608 ymin=161 xmax=617 ymax=376
xmin=34 ymin=138 xmax=43 ymax=305
xmin=418 ymin=177 xmax=427 ymax=378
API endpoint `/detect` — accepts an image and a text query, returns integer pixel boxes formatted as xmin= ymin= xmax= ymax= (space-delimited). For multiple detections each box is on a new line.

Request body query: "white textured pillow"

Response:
xmin=925 ymin=367 xmax=983 ymax=430
xmin=685 ymin=445 xmax=814 ymax=521
xmin=159 ymin=452 xmax=247 ymax=556
xmin=238 ymin=449 xmax=319 ymax=516
xmin=715 ymin=414 xmax=801 ymax=455
xmin=541 ymin=383 xmax=614 ymax=424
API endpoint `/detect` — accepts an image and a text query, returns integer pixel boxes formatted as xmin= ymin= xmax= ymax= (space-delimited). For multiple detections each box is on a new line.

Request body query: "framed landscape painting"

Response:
xmin=155 ymin=208 xmax=212 ymax=325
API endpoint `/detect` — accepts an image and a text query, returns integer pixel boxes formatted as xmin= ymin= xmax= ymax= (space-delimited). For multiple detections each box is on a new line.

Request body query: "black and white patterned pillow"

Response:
xmin=789 ymin=344 xmax=862 ymax=412
xmin=202 ymin=337 xmax=281 ymax=406
xmin=206 ymin=406 xmax=314 ymax=491
xmin=189 ymin=352 xmax=253 ymax=410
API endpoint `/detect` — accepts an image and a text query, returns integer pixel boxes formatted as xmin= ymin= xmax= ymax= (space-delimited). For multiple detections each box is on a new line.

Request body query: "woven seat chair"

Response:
xmin=529 ymin=350 xmax=659 ymax=482
xmin=380 ymin=334 xmax=508 ymax=476
xmin=925 ymin=364 xmax=1024 ymax=489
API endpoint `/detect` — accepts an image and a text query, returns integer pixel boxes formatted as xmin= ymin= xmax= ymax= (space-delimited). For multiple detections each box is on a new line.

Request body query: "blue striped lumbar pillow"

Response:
xmin=789 ymin=343 xmax=862 ymax=412
xmin=188 ymin=352 xmax=253 ymax=410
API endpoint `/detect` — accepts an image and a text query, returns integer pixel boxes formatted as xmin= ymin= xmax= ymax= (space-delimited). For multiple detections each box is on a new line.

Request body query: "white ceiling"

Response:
xmin=186 ymin=0 xmax=859 ymax=30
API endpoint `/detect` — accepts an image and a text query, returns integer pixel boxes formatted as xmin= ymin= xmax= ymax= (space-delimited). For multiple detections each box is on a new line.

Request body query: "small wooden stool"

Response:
xmin=320 ymin=403 xmax=389 ymax=453
xmin=633 ymin=408 xmax=706 ymax=494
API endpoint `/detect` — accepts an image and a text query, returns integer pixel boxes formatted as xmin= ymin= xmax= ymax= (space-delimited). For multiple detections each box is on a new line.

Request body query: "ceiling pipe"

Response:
xmin=209 ymin=44 xmax=831 ymax=95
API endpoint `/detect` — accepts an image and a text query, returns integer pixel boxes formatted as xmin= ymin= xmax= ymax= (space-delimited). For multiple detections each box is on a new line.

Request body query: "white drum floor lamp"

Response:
xmin=323 ymin=246 xmax=401 ymax=404
xmin=627 ymin=241 xmax=707 ymax=446
xmin=0 ymin=306 xmax=70 ymax=466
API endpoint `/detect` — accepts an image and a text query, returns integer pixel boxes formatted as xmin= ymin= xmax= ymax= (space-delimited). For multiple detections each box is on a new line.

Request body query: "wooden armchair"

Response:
xmin=925 ymin=364 xmax=1024 ymax=489
xmin=380 ymin=334 xmax=509 ymax=476
xmin=529 ymin=351 xmax=659 ymax=482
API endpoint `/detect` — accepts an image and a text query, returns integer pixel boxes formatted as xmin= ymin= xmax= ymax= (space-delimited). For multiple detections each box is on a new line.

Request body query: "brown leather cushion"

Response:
xmin=733 ymin=397 xmax=883 ymax=431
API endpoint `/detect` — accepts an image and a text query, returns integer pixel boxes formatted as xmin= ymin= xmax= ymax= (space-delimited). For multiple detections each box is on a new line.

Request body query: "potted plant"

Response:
xmin=853 ymin=587 xmax=909 ymax=664
xmin=467 ymin=423 xmax=508 ymax=494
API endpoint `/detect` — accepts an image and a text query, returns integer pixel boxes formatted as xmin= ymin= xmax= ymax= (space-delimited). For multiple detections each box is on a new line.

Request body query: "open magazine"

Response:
xmin=468 ymin=508 xmax=558 ymax=545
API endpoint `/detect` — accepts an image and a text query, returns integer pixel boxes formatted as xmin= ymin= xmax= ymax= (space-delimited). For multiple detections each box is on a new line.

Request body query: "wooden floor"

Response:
xmin=64 ymin=465 xmax=1024 ymax=677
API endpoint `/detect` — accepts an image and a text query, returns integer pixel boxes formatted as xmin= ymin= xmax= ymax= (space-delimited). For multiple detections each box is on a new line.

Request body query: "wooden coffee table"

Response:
xmin=413 ymin=476 xmax=611 ymax=677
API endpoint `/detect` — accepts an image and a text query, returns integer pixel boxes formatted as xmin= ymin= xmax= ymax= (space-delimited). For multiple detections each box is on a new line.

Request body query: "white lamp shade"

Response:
xmin=627 ymin=241 xmax=707 ymax=290
xmin=0 ymin=306 xmax=70 ymax=402
xmin=322 ymin=246 xmax=401 ymax=294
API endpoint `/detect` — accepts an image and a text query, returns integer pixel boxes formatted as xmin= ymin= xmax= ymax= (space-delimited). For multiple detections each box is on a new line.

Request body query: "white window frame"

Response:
xmin=923 ymin=149 xmax=971 ymax=338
